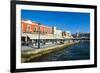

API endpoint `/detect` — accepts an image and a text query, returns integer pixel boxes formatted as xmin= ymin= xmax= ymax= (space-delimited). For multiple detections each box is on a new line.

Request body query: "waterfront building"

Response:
xmin=72 ymin=32 xmax=90 ymax=40
xmin=62 ymin=31 xmax=73 ymax=39
xmin=21 ymin=20 xmax=73 ymax=47
xmin=78 ymin=33 xmax=90 ymax=39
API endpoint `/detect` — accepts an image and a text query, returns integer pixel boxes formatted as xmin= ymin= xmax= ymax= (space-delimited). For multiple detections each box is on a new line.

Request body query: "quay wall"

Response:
xmin=21 ymin=41 xmax=79 ymax=63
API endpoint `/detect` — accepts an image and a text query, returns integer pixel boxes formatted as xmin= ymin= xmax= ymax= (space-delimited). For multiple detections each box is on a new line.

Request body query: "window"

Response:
xmin=27 ymin=25 xmax=30 ymax=32
xmin=34 ymin=26 xmax=37 ymax=32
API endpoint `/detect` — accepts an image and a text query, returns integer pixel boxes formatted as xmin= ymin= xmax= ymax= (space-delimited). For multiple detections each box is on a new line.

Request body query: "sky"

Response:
xmin=21 ymin=9 xmax=90 ymax=34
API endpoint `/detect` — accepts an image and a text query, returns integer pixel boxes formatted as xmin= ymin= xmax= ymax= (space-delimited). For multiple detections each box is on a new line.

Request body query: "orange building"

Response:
xmin=21 ymin=20 xmax=53 ymax=34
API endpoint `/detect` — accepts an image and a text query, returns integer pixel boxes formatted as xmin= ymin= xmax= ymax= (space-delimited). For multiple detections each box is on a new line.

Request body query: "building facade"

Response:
xmin=21 ymin=20 xmax=73 ymax=47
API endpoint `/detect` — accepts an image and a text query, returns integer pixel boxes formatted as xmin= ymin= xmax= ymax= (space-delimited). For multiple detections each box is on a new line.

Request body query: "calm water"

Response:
xmin=29 ymin=41 xmax=90 ymax=62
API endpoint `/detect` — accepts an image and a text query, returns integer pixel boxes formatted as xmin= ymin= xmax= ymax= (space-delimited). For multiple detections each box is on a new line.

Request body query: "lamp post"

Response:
xmin=38 ymin=23 xmax=41 ymax=49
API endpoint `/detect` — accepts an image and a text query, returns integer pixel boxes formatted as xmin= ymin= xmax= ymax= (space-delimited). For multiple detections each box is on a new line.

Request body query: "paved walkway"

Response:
xmin=21 ymin=43 xmax=60 ymax=52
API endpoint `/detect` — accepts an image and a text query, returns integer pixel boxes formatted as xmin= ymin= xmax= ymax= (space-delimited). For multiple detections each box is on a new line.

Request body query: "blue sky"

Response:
xmin=21 ymin=9 xmax=90 ymax=34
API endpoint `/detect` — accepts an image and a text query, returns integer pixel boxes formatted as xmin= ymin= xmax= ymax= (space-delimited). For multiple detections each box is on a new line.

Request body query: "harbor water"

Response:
xmin=28 ymin=40 xmax=90 ymax=62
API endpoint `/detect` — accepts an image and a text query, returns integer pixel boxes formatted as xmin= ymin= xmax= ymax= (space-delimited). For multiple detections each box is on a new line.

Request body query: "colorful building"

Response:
xmin=21 ymin=20 xmax=73 ymax=46
xmin=22 ymin=20 xmax=53 ymax=34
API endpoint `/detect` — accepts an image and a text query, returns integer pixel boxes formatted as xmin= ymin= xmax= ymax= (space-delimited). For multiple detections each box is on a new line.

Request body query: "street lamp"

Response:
xmin=38 ymin=23 xmax=41 ymax=49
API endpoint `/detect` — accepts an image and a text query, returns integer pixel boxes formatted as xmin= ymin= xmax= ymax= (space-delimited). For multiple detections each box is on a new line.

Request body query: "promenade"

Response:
xmin=21 ymin=42 xmax=57 ymax=52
